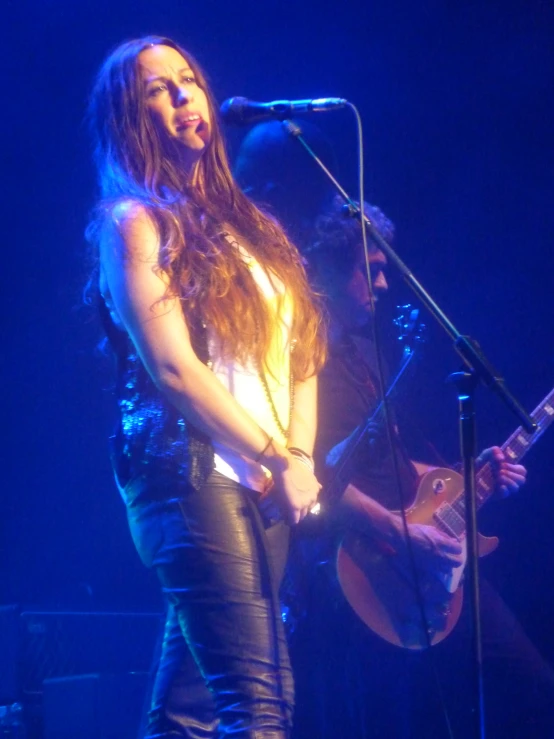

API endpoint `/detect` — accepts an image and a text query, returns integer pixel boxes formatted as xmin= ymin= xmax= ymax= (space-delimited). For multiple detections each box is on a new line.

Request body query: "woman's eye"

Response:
xmin=147 ymin=84 xmax=167 ymax=97
xmin=182 ymin=76 xmax=196 ymax=84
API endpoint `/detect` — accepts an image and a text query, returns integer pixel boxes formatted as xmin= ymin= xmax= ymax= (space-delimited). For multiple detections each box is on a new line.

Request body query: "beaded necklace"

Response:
xmin=221 ymin=229 xmax=294 ymax=439
xmin=259 ymin=359 xmax=295 ymax=439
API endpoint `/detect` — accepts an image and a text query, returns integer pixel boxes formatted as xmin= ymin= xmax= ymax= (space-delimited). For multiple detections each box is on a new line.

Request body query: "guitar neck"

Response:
xmin=452 ymin=387 xmax=554 ymax=519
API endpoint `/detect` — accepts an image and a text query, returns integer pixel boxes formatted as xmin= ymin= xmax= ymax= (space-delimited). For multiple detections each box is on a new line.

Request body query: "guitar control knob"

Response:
xmin=432 ymin=479 xmax=446 ymax=495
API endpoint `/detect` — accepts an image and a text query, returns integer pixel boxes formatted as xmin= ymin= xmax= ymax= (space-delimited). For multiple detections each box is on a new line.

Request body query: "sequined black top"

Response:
xmin=99 ymin=297 xmax=214 ymax=505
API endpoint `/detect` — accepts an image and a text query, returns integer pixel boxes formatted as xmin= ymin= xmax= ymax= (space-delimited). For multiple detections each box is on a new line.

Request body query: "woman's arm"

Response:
xmin=287 ymin=374 xmax=318 ymax=456
xmin=100 ymin=202 xmax=319 ymax=520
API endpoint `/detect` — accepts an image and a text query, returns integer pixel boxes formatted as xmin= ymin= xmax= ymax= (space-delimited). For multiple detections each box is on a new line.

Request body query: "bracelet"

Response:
xmin=290 ymin=454 xmax=315 ymax=473
xmin=288 ymin=447 xmax=315 ymax=473
xmin=287 ymin=446 xmax=314 ymax=463
xmin=255 ymin=435 xmax=274 ymax=463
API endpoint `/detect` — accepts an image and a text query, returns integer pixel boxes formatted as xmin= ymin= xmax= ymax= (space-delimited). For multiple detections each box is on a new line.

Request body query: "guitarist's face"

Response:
xmin=333 ymin=244 xmax=388 ymax=330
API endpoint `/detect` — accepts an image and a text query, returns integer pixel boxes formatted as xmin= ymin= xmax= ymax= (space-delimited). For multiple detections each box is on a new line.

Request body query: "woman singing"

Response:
xmin=86 ymin=36 xmax=326 ymax=738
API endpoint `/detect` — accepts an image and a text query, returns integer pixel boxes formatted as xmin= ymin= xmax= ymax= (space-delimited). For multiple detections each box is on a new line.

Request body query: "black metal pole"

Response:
xmin=449 ymin=370 xmax=486 ymax=739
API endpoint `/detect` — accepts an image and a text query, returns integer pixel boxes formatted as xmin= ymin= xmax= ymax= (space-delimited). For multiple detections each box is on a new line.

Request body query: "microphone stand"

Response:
xmin=283 ymin=120 xmax=537 ymax=739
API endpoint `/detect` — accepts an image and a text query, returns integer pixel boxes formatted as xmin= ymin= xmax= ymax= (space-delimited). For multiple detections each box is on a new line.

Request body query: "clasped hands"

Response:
xmin=260 ymin=453 xmax=322 ymax=525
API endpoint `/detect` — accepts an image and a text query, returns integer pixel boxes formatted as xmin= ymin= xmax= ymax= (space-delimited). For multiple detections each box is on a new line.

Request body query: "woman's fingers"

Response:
xmin=276 ymin=458 xmax=322 ymax=524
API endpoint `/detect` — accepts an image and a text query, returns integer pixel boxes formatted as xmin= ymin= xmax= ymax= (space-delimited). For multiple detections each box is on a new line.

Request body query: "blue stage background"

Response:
xmin=2 ymin=0 xmax=553 ymax=662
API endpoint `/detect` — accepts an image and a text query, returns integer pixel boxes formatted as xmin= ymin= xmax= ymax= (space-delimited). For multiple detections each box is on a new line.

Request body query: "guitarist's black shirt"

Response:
xmin=315 ymin=329 xmax=419 ymax=511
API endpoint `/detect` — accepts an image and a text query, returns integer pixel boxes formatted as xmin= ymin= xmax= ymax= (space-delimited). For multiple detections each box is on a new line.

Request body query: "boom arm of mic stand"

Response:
xmin=283 ymin=119 xmax=536 ymax=434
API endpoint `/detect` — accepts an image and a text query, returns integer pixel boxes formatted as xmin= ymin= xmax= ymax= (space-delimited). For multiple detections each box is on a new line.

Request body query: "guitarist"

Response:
xmin=285 ymin=195 xmax=554 ymax=739
xmin=234 ymin=120 xmax=554 ymax=738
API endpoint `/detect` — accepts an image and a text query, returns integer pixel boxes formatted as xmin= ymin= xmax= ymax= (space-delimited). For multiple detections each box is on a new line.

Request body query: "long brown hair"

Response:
xmin=87 ymin=35 xmax=326 ymax=380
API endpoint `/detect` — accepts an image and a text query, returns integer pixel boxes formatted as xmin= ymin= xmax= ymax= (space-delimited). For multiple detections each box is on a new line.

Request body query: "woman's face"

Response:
xmin=138 ymin=44 xmax=211 ymax=170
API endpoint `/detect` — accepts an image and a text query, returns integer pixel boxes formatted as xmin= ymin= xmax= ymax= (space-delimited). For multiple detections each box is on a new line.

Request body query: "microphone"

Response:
xmin=220 ymin=96 xmax=348 ymax=125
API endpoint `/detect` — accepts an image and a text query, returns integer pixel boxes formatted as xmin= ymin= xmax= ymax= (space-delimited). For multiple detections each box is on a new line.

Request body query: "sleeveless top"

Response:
xmin=209 ymin=234 xmax=293 ymax=493
xmin=99 ymin=233 xmax=292 ymax=503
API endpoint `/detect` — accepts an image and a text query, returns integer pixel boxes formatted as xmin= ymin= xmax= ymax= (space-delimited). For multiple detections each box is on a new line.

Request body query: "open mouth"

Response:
xmin=175 ymin=114 xmax=203 ymax=131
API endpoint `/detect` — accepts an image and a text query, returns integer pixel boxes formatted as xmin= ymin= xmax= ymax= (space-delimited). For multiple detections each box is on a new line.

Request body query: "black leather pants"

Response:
xmin=126 ymin=471 xmax=293 ymax=738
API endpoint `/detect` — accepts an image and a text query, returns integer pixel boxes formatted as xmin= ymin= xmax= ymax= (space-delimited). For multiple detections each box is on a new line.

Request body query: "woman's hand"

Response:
xmin=264 ymin=453 xmax=322 ymax=525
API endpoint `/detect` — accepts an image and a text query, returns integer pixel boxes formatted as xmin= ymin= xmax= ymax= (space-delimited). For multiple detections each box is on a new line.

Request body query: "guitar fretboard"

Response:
xmin=438 ymin=387 xmax=554 ymax=537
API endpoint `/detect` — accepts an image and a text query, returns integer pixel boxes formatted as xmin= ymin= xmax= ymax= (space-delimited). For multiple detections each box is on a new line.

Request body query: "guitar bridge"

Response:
xmin=433 ymin=502 xmax=464 ymax=540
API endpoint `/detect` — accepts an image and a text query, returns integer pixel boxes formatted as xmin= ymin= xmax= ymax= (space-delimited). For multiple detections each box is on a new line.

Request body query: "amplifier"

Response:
xmin=19 ymin=611 xmax=162 ymax=694
xmin=43 ymin=672 xmax=148 ymax=739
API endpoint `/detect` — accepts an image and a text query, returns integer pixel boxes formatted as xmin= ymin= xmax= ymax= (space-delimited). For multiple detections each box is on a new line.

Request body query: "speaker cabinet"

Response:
xmin=42 ymin=672 xmax=148 ymax=739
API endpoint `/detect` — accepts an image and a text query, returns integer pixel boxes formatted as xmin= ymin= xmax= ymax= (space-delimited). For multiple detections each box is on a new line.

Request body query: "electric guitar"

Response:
xmin=335 ymin=386 xmax=554 ymax=649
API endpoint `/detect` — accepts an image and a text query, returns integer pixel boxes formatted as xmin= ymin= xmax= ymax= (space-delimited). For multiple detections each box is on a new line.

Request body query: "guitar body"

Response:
xmin=336 ymin=468 xmax=499 ymax=650
xmin=333 ymin=383 xmax=553 ymax=649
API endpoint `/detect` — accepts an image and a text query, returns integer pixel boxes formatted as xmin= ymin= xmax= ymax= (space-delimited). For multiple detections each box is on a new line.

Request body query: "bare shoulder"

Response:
xmin=111 ymin=200 xmax=157 ymax=235
xmin=102 ymin=200 xmax=160 ymax=264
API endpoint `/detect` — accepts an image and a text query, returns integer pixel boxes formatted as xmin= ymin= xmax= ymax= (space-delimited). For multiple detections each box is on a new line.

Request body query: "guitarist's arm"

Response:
xmin=333 ymin=446 xmax=525 ymax=576
xmin=335 ymin=482 xmax=464 ymax=573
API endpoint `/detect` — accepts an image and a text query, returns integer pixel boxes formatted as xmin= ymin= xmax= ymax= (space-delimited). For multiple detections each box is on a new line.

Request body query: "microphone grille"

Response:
xmin=219 ymin=96 xmax=249 ymax=125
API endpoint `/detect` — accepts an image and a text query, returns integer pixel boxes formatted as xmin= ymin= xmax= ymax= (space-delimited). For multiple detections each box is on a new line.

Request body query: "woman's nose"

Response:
xmin=175 ymin=85 xmax=193 ymax=106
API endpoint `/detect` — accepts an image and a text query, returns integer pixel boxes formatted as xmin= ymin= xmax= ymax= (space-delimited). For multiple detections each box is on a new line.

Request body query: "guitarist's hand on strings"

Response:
xmin=338 ymin=485 xmax=463 ymax=576
xmin=476 ymin=446 xmax=527 ymax=500
xmin=391 ymin=519 xmax=464 ymax=576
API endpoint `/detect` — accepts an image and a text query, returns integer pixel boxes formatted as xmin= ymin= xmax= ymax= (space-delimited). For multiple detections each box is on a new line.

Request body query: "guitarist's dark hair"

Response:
xmin=305 ymin=195 xmax=395 ymax=283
